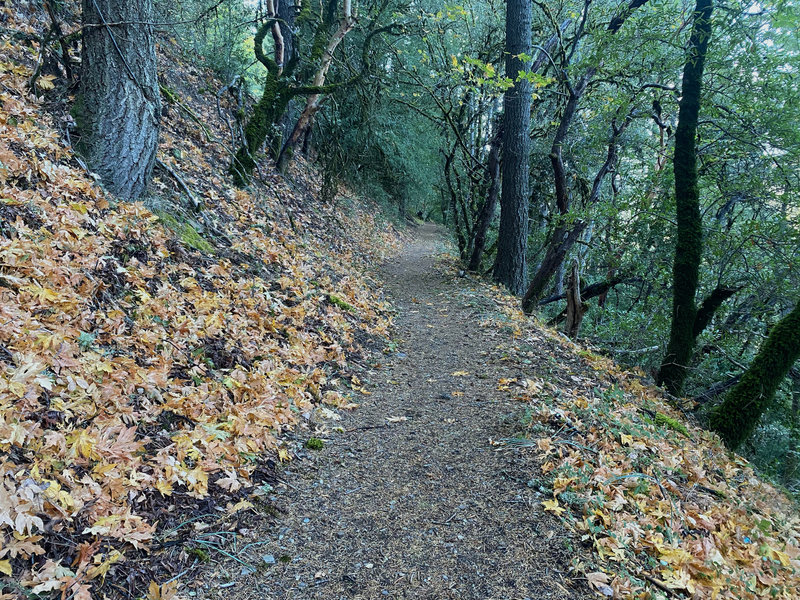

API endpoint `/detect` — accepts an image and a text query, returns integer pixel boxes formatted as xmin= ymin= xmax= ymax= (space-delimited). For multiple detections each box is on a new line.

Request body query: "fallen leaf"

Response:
xmin=542 ymin=498 xmax=565 ymax=516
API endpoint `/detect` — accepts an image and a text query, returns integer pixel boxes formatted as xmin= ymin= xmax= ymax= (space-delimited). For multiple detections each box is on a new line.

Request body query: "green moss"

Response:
xmin=654 ymin=412 xmax=690 ymax=437
xmin=231 ymin=72 xmax=294 ymax=186
xmin=305 ymin=437 xmax=324 ymax=450
xmin=160 ymin=85 xmax=179 ymax=104
xmin=327 ymin=294 xmax=354 ymax=312
xmin=156 ymin=212 xmax=215 ymax=253
xmin=710 ymin=301 xmax=800 ymax=449
xmin=188 ymin=547 xmax=210 ymax=562
xmin=295 ymin=0 xmax=312 ymax=25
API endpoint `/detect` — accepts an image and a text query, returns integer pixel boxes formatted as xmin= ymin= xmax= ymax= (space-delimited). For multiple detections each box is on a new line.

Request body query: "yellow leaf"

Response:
xmin=451 ymin=370 xmax=470 ymax=376
xmin=155 ymin=479 xmax=173 ymax=496
xmin=542 ymin=498 xmax=565 ymax=516
xmin=228 ymin=500 xmax=254 ymax=514
xmin=0 ymin=559 xmax=12 ymax=576
xmin=620 ymin=433 xmax=633 ymax=446
xmin=36 ymin=75 xmax=56 ymax=90
xmin=148 ymin=580 xmax=161 ymax=600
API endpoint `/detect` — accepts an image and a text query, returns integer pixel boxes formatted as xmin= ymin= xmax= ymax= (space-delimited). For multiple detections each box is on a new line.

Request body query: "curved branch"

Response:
xmin=253 ymin=19 xmax=280 ymax=75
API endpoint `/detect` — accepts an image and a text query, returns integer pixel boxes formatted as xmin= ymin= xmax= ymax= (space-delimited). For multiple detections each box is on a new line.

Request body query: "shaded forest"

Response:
xmin=2 ymin=0 xmax=800 ymax=598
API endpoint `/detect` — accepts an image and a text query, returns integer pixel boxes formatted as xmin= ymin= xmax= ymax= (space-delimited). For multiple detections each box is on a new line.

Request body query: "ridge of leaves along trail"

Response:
xmin=460 ymin=268 xmax=800 ymax=599
xmin=0 ymin=11 xmax=398 ymax=599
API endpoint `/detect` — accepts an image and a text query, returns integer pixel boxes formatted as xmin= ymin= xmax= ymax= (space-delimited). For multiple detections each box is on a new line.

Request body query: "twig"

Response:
xmin=432 ymin=511 xmax=457 ymax=525
xmin=163 ymin=559 xmax=199 ymax=585
xmin=345 ymin=423 xmax=388 ymax=432
xmin=639 ymin=571 xmax=682 ymax=598
xmin=554 ymin=439 xmax=599 ymax=454
xmin=154 ymin=159 xmax=202 ymax=209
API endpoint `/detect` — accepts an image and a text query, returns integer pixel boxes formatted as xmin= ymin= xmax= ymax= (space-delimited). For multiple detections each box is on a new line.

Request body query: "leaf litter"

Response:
xmin=0 ymin=9 xmax=398 ymax=599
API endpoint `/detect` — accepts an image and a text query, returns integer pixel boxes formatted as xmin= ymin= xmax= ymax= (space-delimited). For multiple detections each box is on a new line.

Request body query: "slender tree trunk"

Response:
xmin=78 ymin=0 xmax=160 ymax=200
xmin=565 ymin=261 xmax=585 ymax=338
xmin=710 ymin=302 xmax=800 ymax=449
xmin=522 ymin=101 xmax=629 ymax=313
xmin=230 ymin=70 xmax=295 ymax=186
xmin=656 ymin=0 xmax=713 ymax=395
xmin=278 ymin=0 xmax=356 ymax=171
xmin=492 ymin=0 xmax=532 ymax=295
xmin=468 ymin=123 xmax=502 ymax=271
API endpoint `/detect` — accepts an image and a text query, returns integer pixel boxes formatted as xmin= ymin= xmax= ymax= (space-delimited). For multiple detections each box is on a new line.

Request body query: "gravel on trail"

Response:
xmin=209 ymin=224 xmax=592 ymax=600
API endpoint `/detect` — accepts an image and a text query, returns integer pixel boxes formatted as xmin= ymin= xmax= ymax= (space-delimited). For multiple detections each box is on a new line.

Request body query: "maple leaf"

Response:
xmin=585 ymin=571 xmax=614 ymax=597
xmin=215 ymin=470 xmax=242 ymax=492
xmin=542 ymin=498 xmax=565 ymax=515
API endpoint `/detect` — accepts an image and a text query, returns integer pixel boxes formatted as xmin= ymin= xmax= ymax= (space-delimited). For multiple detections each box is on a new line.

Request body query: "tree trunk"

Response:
xmin=565 ymin=261 xmax=585 ymax=338
xmin=710 ymin=302 xmax=800 ymax=449
xmin=230 ymin=69 xmax=295 ymax=186
xmin=492 ymin=0 xmax=532 ymax=296
xmin=468 ymin=123 xmax=502 ymax=272
xmin=278 ymin=0 xmax=356 ymax=171
xmin=78 ymin=0 xmax=160 ymax=200
xmin=656 ymin=0 xmax=713 ymax=395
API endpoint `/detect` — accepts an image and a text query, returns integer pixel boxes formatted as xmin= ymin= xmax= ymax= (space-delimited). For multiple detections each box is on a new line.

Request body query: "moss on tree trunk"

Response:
xmin=710 ymin=302 xmax=800 ymax=449
xmin=230 ymin=71 xmax=295 ymax=187
xmin=656 ymin=0 xmax=713 ymax=395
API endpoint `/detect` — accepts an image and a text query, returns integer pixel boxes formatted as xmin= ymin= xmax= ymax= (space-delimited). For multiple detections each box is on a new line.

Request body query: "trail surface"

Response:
xmin=225 ymin=225 xmax=588 ymax=599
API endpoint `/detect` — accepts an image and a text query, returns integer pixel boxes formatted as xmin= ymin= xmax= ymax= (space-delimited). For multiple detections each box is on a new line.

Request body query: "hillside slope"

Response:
xmin=1 ymin=10 xmax=398 ymax=598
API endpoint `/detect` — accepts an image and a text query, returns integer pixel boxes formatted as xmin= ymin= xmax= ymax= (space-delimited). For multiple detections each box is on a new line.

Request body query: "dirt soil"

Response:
xmin=204 ymin=225 xmax=592 ymax=599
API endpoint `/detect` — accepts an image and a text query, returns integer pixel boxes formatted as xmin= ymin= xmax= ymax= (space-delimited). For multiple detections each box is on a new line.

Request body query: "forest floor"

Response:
xmin=199 ymin=224 xmax=590 ymax=599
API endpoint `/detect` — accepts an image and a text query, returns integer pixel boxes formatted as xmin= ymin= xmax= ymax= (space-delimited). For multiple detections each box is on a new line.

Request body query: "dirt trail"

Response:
xmin=223 ymin=224 xmax=589 ymax=599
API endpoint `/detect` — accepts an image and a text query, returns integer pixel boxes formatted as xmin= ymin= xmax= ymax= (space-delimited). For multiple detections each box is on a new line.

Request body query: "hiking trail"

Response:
xmin=213 ymin=224 xmax=588 ymax=599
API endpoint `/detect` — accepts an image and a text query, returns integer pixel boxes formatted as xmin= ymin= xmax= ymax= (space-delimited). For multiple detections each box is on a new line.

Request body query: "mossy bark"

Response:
xmin=656 ymin=0 xmax=713 ymax=395
xmin=230 ymin=71 xmax=295 ymax=186
xmin=710 ymin=302 xmax=800 ymax=449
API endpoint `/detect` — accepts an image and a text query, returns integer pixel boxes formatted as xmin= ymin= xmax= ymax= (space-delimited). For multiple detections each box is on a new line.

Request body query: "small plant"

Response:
xmin=187 ymin=547 xmax=210 ymax=562
xmin=305 ymin=437 xmax=324 ymax=450
xmin=78 ymin=331 xmax=96 ymax=351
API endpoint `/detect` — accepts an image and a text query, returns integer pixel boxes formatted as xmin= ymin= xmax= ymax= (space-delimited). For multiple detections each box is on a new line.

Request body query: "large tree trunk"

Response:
xmin=492 ymin=0 xmax=532 ymax=295
xmin=78 ymin=0 xmax=160 ymax=200
xmin=468 ymin=122 xmax=502 ymax=272
xmin=710 ymin=302 xmax=800 ymax=449
xmin=656 ymin=0 xmax=713 ymax=395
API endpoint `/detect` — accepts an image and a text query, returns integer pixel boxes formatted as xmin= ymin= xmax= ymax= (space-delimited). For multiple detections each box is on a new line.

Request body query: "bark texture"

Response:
xmin=710 ymin=302 xmax=800 ymax=449
xmin=492 ymin=0 xmax=533 ymax=295
xmin=657 ymin=0 xmax=713 ymax=395
xmin=79 ymin=0 xmax=160 ymax=200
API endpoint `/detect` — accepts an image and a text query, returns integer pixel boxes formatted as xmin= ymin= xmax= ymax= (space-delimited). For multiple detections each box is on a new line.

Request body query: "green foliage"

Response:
xmin=327 ymin=294 xmax=354 ymax=312
xmin=305 ymin=437 xmax=324 ymax=450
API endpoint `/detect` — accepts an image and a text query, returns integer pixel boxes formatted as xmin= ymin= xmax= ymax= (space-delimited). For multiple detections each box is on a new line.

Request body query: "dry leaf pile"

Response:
xmin=0 ymin=8 xmax=397 ymax=598
xmin=467 ymin=274 xmax=800 ymax=598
